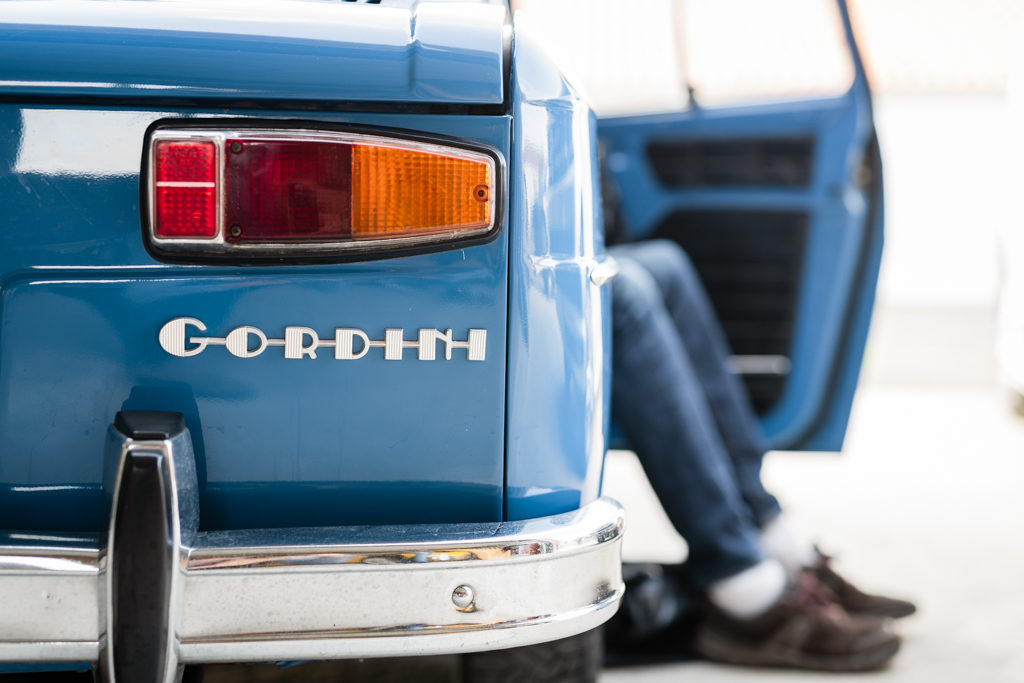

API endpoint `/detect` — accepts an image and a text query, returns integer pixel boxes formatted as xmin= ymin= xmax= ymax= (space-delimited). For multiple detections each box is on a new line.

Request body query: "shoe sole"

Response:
xmin=848 ymin=604 xmax=917 ymax=620
xmin=693 ymin=628 xmax=901 ymax=672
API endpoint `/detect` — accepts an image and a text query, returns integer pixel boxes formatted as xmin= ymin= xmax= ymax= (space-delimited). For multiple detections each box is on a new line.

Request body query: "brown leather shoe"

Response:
xmin=693 ymin=572 xmax=901 ymax=671
xmin=812 ymin=551 xmax=917 ymax=619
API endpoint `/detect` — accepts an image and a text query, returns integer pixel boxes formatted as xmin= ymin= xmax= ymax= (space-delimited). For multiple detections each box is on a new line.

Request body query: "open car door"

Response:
xmin=598 ymin=0 xmax=881 ymax=451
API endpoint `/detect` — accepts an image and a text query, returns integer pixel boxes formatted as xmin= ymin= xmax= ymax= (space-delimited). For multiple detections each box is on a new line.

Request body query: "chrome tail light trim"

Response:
xmin=143 ymin=124 xmax=505 ymax=264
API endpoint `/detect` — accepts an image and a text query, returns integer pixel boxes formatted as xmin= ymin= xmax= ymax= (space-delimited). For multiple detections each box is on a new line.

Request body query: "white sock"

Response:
xmin=760 ymin=517 xmax=816 ymax=575
xmin=708 ymin=559 xmax=787 ymax=619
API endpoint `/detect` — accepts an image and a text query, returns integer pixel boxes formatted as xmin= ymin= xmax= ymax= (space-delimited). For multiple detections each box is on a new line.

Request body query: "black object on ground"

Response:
xmin=603 ymin=563 xmax=701 ymax=668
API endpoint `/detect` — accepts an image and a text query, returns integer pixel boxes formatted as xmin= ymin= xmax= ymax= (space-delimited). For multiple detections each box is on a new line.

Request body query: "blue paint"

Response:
xmin=791 ymin=0 xmax=883 ymax=450
xmin=0 ymin=107 xmax=512 ymax=531
xmin=800 ymin=137 xmax=884 ymax=451
xmin=0 ymin=662 xmax=92 ymax=674
xmin=0 ymin=1 xmax=506 ymax=104
xmin=503 ymin=16 xmax=611 ymax=521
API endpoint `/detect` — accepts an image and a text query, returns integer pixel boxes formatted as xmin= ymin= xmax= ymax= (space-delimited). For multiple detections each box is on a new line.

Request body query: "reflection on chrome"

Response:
xmin=15 ymin=109 xmax=172 ymax=177
xmin=0 ymin=497 xmax=625 ymax=663
xmin=0 ymin=554 xmax=99 ymax=574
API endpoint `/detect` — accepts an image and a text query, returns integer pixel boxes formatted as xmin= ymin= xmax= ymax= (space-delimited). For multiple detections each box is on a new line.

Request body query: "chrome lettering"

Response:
xmin=158 ymin=317 xmax=208 ymax=357
xmin=284 ymin=326 xmax=319 ymax=360
xmin=225 ymin=326 xmax=268 ymax=358
xmin=334 ymin=328 xmax=370 ymax=360
xmin=159 ymin=318 xmax=486 ymax=361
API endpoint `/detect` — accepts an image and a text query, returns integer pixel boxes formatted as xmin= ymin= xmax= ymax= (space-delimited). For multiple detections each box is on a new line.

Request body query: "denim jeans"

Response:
xmin=609 ymin=240 xmax=782 ymax=590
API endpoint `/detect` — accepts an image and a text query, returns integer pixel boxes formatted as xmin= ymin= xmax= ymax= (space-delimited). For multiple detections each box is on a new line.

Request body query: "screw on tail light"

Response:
xmin=145 ymin=127 xmax=502 ymax=263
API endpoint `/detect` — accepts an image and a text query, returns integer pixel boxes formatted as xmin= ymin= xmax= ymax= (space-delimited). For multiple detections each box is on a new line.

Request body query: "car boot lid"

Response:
xmin=0 ymin=0 xmax=507 ymax=105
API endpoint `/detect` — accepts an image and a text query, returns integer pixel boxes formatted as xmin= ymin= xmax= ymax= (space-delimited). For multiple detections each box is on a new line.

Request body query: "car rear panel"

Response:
xmin=0 ymin=103 xmax=510 ymax=532
xmin=0 ymin=1 xmax=513 ymax=532
xmin=0 ymin=4 xmax=629 ymax=676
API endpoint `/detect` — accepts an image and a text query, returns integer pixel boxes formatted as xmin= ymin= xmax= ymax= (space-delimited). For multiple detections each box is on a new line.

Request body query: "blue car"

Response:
xmin=0 ymin=1 xmax=881 ymax=681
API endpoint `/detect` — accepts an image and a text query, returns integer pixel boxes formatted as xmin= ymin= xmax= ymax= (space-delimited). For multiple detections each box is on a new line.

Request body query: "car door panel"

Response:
xmin=599 ymin=0 xmax=880 ymax=450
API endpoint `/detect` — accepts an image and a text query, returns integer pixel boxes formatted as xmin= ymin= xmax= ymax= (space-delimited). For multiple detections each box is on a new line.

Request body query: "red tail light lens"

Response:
xmin=223 ymin=139 xmax=352 ymax=242
xmin=153 ymin=141 xmax=217 ymax=237
xmin=147 ymin=128 xmax=500 ymax=261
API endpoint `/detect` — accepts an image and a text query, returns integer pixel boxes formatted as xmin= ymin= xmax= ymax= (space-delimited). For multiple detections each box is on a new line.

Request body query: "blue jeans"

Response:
xmin=609 ymin=240 xmax=782 ymax=590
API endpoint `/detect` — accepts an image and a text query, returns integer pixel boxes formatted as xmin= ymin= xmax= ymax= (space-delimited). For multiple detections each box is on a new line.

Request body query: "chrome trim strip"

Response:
xmin=0 ymin=551 xmax=100 ymax=574
xmin=180 ymin=591 xmax=621 ymax=663
xmin=0 ymin=642 xmax=101 ymax=662
xmin=188 ymin=498 xmax=621 ymax=570
xmin=729 ymin=354 xmax=793 ymax=376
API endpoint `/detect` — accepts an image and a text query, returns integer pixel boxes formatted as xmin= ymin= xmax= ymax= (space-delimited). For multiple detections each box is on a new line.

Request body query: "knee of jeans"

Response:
xmin=639 ymin=240 xmax=700 ymax=289
xmin=660 ymin=239 xmax=698 ymax=277
xmin=646 ymin=239 xmax=689 ymax=265
xmin=611 ymin=259 xmax=663 ymax=329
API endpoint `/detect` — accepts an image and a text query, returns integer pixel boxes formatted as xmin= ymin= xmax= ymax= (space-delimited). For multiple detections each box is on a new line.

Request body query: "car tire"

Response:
xmin=461 ymin=628 xmax=603 ymax=683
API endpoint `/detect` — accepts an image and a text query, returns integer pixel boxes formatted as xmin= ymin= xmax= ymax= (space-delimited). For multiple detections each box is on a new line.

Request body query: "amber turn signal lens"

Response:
xmin=351 ymin=146 xmax=491 ymax=237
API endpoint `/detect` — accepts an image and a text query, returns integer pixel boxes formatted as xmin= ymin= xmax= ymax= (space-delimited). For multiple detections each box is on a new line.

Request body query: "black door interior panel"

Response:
xmin=651 ymin=210 xmax=808 ymax=414
xmin=647 ymin=138 xmax=816 ymax=189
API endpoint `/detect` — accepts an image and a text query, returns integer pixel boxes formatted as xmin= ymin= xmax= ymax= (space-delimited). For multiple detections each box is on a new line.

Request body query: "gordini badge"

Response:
xmin=159 ymin=317 xmax=486 ymax=361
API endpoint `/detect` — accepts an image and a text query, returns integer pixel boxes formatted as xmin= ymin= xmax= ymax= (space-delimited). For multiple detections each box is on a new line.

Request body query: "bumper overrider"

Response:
xmin=0 ymin=412 xmax=624 ymax=681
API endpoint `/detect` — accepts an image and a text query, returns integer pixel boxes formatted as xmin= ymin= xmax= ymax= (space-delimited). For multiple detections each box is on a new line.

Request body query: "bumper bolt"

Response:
xmin=452 ymin=584 xmax=476 ymax=612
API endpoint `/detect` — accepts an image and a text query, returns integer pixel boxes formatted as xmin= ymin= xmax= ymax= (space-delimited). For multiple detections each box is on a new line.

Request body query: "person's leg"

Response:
xmin=612 ymin=240 xmax=781 ymax=528
xmin=612 ymin=242 xmax=915 ymax=626
xmin=610 ymin=256 xmax=766 ymax=590
xmin=610 ymin=255 xmax=902 ymax=670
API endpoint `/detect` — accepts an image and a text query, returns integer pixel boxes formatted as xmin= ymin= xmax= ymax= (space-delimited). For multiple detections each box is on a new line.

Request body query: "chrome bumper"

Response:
xmin=0 ymin=413 xmax=623 ymax=681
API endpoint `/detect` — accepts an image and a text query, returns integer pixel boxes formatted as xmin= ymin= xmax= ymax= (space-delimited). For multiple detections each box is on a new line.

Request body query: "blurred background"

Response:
xmin=513 ymin=0 xmax=1024 ymax=680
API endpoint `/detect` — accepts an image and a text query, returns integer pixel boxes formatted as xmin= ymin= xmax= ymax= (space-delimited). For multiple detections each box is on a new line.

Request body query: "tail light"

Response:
xmin=145 ymin=127 xmax=501 ymax=262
